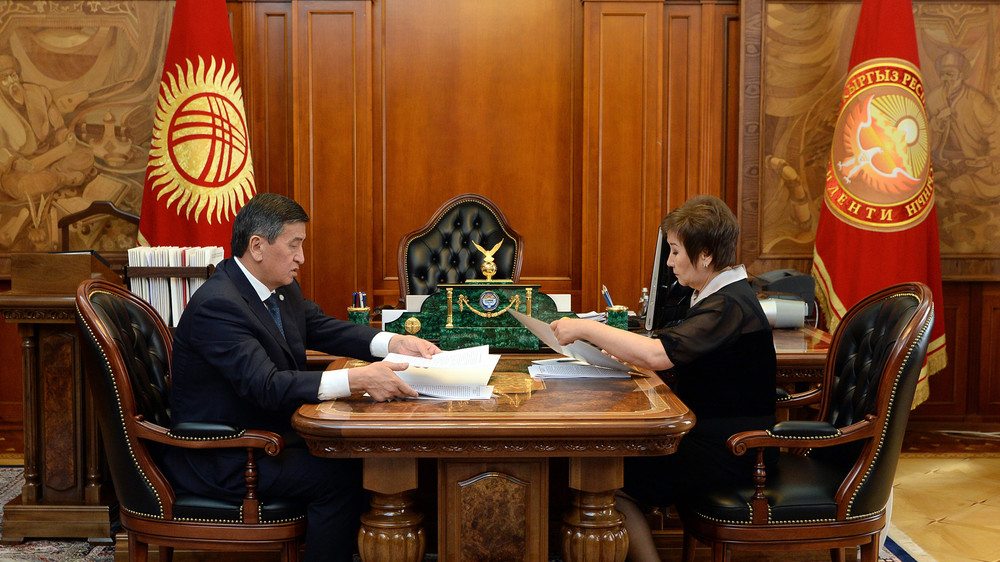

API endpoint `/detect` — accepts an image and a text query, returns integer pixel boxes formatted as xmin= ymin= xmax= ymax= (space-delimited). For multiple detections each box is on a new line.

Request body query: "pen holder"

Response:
xmin=606 ymin=305 xmax=629 ymax=330
xmin=347 ymin=306 xmax=370 ymax=325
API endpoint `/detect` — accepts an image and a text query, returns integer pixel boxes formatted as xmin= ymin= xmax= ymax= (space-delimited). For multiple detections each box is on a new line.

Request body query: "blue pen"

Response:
xmin=602 ymin=284 xmax=614 ymax=307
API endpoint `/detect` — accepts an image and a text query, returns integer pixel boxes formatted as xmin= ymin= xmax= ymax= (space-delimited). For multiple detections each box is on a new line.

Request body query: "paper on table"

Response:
xmin=409 ymin=384 xmax=494 ymax=400
xmin=508 ymin=309 xmax=632 ymax=372
xmin=528 ymin=364 xmax=631 ymax=379
xmin=385 ymin=345 xmax=500 ymax=386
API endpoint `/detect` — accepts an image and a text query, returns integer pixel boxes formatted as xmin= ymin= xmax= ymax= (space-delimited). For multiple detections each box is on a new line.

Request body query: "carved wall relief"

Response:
xmin=743 ymin=1 xmax=1000 ymax=277
xmin=0 ymin=1 xmax=170 ymax=254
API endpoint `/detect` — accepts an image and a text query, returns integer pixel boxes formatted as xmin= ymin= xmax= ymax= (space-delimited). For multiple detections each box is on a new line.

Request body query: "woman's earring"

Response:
xmin=703 ymin=262 xmax=709 ymax=269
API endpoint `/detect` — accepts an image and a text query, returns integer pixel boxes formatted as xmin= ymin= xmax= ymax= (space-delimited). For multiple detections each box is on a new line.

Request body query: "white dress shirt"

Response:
xmin=234 ymin=257 xmax=394 ymax=399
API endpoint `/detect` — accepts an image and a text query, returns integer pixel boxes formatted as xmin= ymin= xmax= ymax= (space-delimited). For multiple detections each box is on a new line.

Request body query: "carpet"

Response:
xmin=0 ymin=468 xmax=113 ymax=561
xmin=0 ymin=467 xmax=920 ymax=561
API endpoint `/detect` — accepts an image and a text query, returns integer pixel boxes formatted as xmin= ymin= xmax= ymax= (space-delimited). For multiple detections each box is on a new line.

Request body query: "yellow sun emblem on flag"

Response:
xmin=147 ymin=55 xmax=255 ymax=224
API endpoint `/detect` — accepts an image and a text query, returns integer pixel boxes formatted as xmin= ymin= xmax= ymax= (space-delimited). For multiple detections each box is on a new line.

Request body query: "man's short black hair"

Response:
xmin=231 ymin=193 xmax=309 ymax=257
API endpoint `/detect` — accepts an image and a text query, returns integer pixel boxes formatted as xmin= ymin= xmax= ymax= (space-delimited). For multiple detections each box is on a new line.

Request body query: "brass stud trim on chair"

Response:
xmin=846 ymin=294 xmax=931 ymax=517
xmin=78 ymin=295 xmax=167 ymax=520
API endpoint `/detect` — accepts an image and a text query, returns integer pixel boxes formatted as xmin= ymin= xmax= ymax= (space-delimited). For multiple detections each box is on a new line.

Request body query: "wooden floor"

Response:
xmin=890 ymin=430 xmax=1000 ymax=562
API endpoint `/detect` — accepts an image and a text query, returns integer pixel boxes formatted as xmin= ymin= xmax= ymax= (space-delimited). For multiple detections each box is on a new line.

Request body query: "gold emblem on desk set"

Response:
xmin=458 ymin=293 xmax=521 ymax=318
xmin=404 ymin=317 xmax=422 ymax=334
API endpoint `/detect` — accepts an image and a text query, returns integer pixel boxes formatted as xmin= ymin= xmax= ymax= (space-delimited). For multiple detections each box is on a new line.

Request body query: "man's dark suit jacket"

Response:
xmin=168 ymin=257 xmax=381 ymax=447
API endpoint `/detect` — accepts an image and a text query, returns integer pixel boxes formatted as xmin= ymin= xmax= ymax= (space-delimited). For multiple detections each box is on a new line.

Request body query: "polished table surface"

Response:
xmin=293 ymin=355 xmax=693 ymax=457
xmin=772 ymin=326 xmax=832 ymax=382
xmin=292 ymin=355 xmax=695 ymax=562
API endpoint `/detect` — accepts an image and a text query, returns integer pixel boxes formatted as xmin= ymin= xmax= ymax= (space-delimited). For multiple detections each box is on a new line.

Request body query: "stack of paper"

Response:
xmin=527 ymin=358 xmax=631 ymax=380
xmin=127 ymin=246 xmax=224 ymax=327
xmin=384 ymin=345 xmax=499 ymax=400
xmin=508 ymin=309 xmax=634 ymax=373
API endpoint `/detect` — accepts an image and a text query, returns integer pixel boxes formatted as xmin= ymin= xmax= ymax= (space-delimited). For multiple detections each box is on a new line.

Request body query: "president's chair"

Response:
xmin=75 ymin=279 xmax=306 ymax=561
xmin=679 ymin=282 xmax=934 ymax=562
xmin=397 ymin=193 xmax=523 ymax=307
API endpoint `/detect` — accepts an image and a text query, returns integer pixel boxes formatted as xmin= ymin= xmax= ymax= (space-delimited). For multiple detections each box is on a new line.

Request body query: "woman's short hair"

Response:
xmin=231 ymin=193 xmax=309 ymax=257
xmin=661 ymin=195 xmax=738 ymax=269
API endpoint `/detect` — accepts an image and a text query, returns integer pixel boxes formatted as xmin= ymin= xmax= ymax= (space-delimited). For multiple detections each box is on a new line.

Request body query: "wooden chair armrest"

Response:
xmin=728 ymin=416 xmax=876 ymax=456
xmin=726 ymin=416 xmax=876 ymax=524
xmin=134 ymin=418 xmax=285 ymax=456
xmin=134 ymin=418 xmax=284 ymax=523
xmin=775 ymin=386 xmax=822 ymax=409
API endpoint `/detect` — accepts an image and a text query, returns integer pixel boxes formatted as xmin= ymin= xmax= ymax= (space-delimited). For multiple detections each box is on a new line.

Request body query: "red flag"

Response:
xmin=138 ymin=0 xmax=255 ymax=254
xmin=812 ymin=0 xmax=946 ymax=407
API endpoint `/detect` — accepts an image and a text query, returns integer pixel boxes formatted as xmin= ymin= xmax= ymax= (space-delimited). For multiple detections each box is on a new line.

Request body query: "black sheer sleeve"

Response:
xmin=657 ymin=291 xmax=751 ymax=366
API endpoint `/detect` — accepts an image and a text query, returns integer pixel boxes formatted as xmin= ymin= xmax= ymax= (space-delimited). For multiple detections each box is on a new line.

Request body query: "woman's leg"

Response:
xmin=616 ymin=490 xmax=661 ymax=562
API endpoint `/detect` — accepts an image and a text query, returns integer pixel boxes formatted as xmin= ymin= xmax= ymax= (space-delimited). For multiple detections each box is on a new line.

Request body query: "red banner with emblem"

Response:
xmin=811 ymin=0 xmax=946 ymax=407
xmin=138 ymin=0 xmax=255 ymax=254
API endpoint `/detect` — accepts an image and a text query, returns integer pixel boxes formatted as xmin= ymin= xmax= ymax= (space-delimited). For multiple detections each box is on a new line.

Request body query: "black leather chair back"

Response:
xmin=811 ymin=285 xmax=932 ymax=516
xmin=398 ymin=193 xmax=523 ymax=301
xmin=77 ymin=280 xmax=173 ymax=518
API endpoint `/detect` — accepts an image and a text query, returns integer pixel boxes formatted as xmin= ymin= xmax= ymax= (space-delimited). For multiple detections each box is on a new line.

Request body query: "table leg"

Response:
xmin=358 ymin=457 xmax=425 ymax=562
xmin=561 ymin=456 xmax=628 ymax=562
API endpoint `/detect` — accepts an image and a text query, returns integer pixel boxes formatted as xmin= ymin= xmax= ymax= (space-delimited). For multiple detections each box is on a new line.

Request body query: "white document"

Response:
xmin=508 ymin=309 xmax=632 ymax=372
xmin=385 ymin=345 xmax=500 ymax=386
xmin=528 ymin=364 xmax=630 ymax=379
xmin=409 ymin=384 xmax=494 ymax=400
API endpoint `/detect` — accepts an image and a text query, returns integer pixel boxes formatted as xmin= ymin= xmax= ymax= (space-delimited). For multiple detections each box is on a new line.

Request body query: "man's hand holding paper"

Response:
xmin=384 ymin=344 xmax=500 ymax=386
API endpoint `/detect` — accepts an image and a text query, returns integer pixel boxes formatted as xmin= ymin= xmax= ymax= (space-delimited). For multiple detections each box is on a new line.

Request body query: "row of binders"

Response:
xmin=127 ymin=246 xmax=224 ymax=328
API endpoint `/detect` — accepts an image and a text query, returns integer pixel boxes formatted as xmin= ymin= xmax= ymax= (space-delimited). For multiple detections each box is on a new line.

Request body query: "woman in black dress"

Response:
xmin=550 ymin=195 xmax=776 ymax=561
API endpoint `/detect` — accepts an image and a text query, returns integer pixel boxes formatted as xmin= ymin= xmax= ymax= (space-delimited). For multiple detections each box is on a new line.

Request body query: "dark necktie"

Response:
xmin=264 ymin=295 xmax=285 ymax=338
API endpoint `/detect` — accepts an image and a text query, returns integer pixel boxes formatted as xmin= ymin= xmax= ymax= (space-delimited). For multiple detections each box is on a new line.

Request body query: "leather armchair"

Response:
xmin=75 ymin=279 xmax=305 ymax=561
xmin=679 ymin=282 xmax=934 ymax=562
xmin=397 ymin=193 xmax=523 ymax=307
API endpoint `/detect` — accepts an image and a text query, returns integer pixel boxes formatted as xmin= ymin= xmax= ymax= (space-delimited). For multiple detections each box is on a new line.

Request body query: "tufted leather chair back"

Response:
xmin=397 ymin=193 xmax=523 ymax=305
xmin=76 ymin=279 xmax=174 ymax=518
xmin=811 ymin=282 xmax=933 ymax=516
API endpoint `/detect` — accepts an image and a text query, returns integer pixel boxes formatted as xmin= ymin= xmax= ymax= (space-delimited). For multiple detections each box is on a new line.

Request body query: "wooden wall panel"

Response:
xmin=980 ymin=284 xmax=1000 ymax=419
xmin=371 ymin=0 xmax=582 ymax=308
xmin=663 ymin=5 xmax=698 ymax=213
xmin=293 ymin=1 xmax=372 ymax=314
xmin=248 ymin=2 xmax=294 ymax=201
xmin=716 ymin=5 xmax=742 ymax=212
xmin=0 ymin=281 xmax=20 ymax=457
xmin=582 ymin=1 xmax=663 ymax=314
xmin=911 ymin=282 xmax=969 ymax=421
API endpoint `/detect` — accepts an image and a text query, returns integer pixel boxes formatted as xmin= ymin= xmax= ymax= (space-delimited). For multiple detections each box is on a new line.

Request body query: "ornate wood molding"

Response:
xmin=310 ymin=437 xmax=681 ymax=458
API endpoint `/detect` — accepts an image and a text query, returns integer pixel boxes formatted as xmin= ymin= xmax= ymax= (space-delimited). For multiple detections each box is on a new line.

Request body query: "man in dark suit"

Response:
xmin=163 ymin=193 xmax=439 ymax=562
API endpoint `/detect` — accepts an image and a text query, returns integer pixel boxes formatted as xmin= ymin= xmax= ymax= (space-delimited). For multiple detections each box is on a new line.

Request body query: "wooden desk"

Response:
xmin=773 ymin=326 xmax=831 ymax=383
xmin=292 ymin=355 xmax=694 ymax=562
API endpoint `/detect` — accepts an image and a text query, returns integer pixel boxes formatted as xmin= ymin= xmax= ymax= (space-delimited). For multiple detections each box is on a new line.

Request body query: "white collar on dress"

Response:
xmin=234 ymin=256 xmax=274 ymax=302
xmin=690 ymin=264 xmax=748 ymax=307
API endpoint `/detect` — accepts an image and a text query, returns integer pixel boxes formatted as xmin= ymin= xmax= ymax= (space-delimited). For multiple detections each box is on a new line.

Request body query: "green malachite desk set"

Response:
xmin=384 ymin=240 xmax=576 ymax=350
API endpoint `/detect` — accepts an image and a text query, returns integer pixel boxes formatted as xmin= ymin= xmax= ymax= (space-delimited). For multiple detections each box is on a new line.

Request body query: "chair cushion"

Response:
xmin=686 ymin=454 xmax=844 ymax=524
xmin=173 ymin=493 xmax=306 ymax=523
